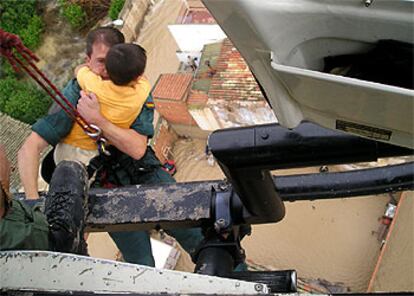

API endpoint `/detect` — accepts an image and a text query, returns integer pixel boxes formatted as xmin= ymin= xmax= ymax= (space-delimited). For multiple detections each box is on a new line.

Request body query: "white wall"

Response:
xmin=168 ymin=24 xmax=226 ymax=52
xmin=176 ymin=51 xmax=201 ymax=65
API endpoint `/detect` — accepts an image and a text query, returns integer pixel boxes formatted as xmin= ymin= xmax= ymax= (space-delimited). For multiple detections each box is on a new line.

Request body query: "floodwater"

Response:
xmin=171 ymin=138 xmax=412 ymax=292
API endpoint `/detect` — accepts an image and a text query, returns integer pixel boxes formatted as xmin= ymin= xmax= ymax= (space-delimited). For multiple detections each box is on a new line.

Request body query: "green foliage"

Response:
xmin=0 ymin=1 xmax=47 ymax=123
xmin=59 ymin=1 xmax=86 ymax=29
xmin=0 ymin=60 xmax=17 ymax=79
xmin=0 ymin=77 xmax=50 ymax=124
xmin=108 ymin=0 xmax=125 ymax=20
xmin=0 ymin=0 xmax=43 ymax=50
xmin=19 ymin=15 xmax=43 ymax=50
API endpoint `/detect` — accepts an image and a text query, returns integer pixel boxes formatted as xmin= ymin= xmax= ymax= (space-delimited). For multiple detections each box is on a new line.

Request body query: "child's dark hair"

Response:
xmin=105 ymin=43 xmax=147 ymax=86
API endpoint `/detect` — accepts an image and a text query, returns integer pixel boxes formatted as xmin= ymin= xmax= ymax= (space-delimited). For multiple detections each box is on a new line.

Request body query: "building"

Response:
xmin=152 ymin=38 xmax=276 ymax=138
xmin=168 ymin=0 xmax=226 ymax=70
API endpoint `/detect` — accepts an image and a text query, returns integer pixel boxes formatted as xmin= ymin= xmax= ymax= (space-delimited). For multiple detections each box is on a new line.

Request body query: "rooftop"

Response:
xmin=176 ymin=1 xmax=216 ymax=25
xmin=0 ymin=112 xmax=32 ymax=190
xmin=152 ymin=73 xmax=193 ymax=101
xmin=180 ymin=10 xmax=216 ymax=24
xmin=189 ymin=38 xmax=265 ymax=105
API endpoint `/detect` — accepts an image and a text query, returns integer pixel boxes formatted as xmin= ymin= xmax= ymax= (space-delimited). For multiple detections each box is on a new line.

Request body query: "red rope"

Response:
xmin=0 ymin=29 xmax=99 ymax=135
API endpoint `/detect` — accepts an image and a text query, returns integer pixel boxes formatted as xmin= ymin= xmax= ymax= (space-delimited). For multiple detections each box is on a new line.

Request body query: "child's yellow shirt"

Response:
xmin=63 ymin=67 xmax=151 ymax=150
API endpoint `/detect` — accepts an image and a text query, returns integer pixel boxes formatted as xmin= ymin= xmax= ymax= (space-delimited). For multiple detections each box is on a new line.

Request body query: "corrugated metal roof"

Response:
xmin=152 ymin=73 xmax=193 ymax=101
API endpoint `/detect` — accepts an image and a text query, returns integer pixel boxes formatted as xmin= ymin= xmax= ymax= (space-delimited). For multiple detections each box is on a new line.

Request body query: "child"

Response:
xmin=62 ymin=43 xmax=151 ymax=152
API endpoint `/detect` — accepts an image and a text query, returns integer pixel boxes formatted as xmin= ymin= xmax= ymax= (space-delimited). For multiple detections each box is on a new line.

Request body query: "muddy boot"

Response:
xmin=45 ymin=161 xmax=89 ymax=255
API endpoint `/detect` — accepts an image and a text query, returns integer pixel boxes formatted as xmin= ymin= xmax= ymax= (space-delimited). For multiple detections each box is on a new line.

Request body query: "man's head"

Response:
xmin=105 ymin=43 xmax=147 ymax=86
xmin=85 ymin=27 xmax=125 ymax=79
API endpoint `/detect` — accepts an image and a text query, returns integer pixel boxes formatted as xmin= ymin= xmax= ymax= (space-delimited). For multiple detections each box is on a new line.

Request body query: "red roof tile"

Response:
xmin=187 ymin=90 xmax=209 ymax=107
xmin=153 ymin=73 xmax=193 ymax=101
xmin=182 ymin=10 xmax=216 ymax=24
xmin=207 ymin=39 xmax=264 ymax=101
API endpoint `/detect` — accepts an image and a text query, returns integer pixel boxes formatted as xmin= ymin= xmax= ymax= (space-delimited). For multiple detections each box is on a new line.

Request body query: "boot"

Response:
xmin=45 ymin=161 xmax=89 ymax=255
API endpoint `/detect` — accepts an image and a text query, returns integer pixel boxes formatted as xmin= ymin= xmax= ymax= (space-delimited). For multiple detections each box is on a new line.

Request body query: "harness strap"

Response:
xmin=87 ymin=146 xmax=161 ymax=187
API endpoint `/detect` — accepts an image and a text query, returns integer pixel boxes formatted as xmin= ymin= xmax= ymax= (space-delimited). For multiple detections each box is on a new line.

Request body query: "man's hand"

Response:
xmin=77 ymin=91 xmax=148 ymax=160
xmin=77 ymin=91 xmax=103 ymax=125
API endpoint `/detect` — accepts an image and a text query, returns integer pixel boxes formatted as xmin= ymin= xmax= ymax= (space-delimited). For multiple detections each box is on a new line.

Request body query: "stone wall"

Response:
xmin=119 ymin=0 xmax=151 ymax=42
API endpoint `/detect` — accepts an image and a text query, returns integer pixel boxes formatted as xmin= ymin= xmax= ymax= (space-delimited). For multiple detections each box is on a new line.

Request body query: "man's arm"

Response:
xmin=18 ymin=79 xmax=81 ymax=199
xmin=17 ymin=133 xmax=49 ymax=199
xmin=77 ymin=91 xmax=148 ymax=160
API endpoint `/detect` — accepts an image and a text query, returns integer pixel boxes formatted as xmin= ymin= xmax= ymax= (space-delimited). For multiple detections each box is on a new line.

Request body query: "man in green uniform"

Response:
xmin=0 ymin=144 xmax=88 ymax=253
xmin=17 ymin=27 xmax=202 ymax=266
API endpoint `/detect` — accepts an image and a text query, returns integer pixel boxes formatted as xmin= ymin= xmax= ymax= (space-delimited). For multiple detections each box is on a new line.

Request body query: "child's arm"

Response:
xmin=76 ymin=65 xmax=103 ymax=92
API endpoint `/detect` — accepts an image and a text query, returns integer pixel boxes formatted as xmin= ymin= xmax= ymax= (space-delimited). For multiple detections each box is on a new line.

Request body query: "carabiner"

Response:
xmin=86 ymin=124 xmax=102 ymax=139
xmin=97 ymin=138 xmax=111 ymax=156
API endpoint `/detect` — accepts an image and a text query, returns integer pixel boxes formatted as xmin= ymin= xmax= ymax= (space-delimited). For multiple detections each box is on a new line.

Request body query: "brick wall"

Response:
xmin=187 ymin=89 xmax=209 ymax=107
xmin=152 ymin=119 xmax=178 ymax=164
xmin=154 ymin=99 xmax=197 ymax=126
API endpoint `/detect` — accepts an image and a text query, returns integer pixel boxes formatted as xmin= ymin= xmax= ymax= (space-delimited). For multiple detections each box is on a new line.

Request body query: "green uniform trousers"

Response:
xmin=0 ymin=199 xmax=49 ymax=251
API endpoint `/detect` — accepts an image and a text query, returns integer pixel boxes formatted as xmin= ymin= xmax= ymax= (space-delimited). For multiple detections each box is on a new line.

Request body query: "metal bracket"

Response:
xmin=213 ymin=189 xmax=233 ymax=234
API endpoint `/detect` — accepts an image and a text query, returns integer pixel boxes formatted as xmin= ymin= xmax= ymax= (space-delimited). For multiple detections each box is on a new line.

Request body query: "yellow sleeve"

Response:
xmin=76 ymin=66 xmax=103 ymax=92
xmin=139 ymin=77 xmax=151 ymax=99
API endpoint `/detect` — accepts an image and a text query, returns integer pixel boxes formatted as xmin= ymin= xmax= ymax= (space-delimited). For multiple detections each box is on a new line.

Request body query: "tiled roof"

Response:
xmin=187 ymin=90 xmax=209 ymax=107
xmin=181 ymin=10 xmax=216 ymax=24
xmin=190 ymin=39 xmax=265 ymax=105
xmin=208 ymin=39 xmax=265 ymax=101
xmin=152 ymin=73 xmax=193 ymax=101
xmin=0 ymin=112 xmax=32 ymax=190
xmin=152 ymin=39 xmax=268 ymax=127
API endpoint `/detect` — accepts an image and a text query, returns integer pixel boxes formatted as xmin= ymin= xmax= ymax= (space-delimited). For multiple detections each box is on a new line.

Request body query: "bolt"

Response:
xmin=254 ymin=284 xmax=264 ymax=292
xmin=260 ymin=132 xmax=269 ymax=140
xmin=364 ymin=0 xmax=374 ymax=7
xmin=319 ymin=165 xmax=329 ymax=173
xmin=214 ymin=218 xmax=227 ymax=232
xmin=218 ymin=181 xmax=229 ymax=191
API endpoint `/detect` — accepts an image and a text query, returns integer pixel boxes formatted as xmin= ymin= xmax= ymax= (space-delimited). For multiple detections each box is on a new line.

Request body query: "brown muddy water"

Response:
xmin=172 ymin=138 xmax=412 ymax=292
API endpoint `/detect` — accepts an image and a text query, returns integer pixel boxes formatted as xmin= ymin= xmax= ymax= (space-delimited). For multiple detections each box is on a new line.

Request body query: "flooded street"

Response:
xmin=172 ymin=138 xmax=397 ymax=291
